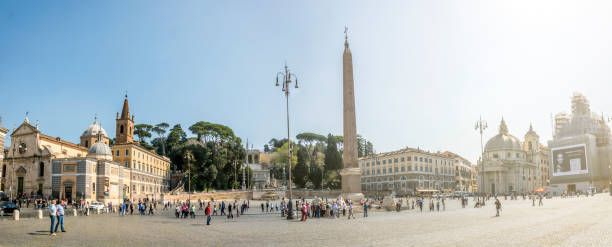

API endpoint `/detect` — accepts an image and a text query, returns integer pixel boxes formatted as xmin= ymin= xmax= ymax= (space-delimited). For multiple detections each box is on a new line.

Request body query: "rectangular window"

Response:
xmin=408 ymin=166 xmax=411 ymax=171
xmin=401 ymin=166 xmax=405 ymax=172
xmin=388 ymin=167 xmax=392 ymax=173
xmin=116 ymin=150 xmax=120 ymax=156
xmin=63 ymin=164 xmax=76 ymax=172
xmin=401 ymin=157 xmax=405 ymax=162
xmin=419 ymin=157 xmax=422 ymax=162
xmin=394 ymin=167 xmax=398 ymax=172
xmin=126 ymin=149 xmax=129 ymax=156
xmin=382 ymin=160 xmax=386 ymax=165
xmin=394 ymin=158 xmax=398 ymax=163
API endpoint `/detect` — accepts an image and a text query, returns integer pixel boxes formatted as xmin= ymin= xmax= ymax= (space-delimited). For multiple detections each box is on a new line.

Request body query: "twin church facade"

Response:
xmin=0 ymin=95 xmax=170 ymax=204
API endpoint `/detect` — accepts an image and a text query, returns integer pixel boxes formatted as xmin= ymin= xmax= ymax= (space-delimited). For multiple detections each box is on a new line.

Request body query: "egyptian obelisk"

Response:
xmin=340 ymin=27 xmax=364 ymax=201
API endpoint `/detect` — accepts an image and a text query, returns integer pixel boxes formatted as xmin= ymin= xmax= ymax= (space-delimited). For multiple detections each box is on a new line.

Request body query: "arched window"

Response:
xmin=85 ymin=140 xmax=89 ymax=148
xmin=120 ymin=125 xmax=124 ymax=134
xmin=38 ymin=162 xmax=44 ymax=177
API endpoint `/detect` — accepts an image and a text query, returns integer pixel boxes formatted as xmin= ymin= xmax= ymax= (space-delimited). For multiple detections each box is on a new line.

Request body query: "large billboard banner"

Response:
xmin=551 ymin=144 xmax=588 ymax=177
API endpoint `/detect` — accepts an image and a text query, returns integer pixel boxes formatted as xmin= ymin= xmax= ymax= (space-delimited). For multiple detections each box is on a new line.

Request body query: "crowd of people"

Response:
xmin=30 ymin=189 xmax=606 ymax=237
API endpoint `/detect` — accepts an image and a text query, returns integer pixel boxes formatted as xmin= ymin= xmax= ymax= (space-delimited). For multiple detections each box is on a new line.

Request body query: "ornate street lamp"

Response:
xmin=475 ymin=116 xmax=487 ymax=203
xmin=275 ymin=63 xmax=299 ymax=220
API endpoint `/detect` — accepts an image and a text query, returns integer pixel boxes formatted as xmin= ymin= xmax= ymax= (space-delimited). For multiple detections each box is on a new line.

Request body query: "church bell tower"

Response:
xmin=116 ymin=94 xmax=134 ymax=144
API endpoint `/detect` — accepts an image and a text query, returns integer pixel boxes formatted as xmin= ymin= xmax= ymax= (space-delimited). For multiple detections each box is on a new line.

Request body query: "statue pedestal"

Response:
xmin=340 ymin=168 xmax=364 ymax=202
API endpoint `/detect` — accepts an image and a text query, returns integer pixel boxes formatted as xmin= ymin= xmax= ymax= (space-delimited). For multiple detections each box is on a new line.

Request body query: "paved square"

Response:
xmin=1 ymin=195 xmax=611 ymax=246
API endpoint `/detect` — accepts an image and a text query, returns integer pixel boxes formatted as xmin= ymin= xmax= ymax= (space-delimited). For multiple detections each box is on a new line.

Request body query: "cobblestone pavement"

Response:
xmin=1 ymin=194 xmax=611 ymax=247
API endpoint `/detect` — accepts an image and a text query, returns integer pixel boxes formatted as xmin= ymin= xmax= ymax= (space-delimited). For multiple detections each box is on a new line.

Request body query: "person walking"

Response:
xmin=54 ymin=201 xmax=66 ymax=233
xmin=49 ymin=200 xmax=57 ymax=236
xmin=348 ymin=202 xmax=355 ymax=219
xmin=495 ymin=199 xmax=502 ymax=217
xmin=205 ymin=203 xmax=212 ymax=225
xmin=538 ymin=195 xmax=543 ymax=207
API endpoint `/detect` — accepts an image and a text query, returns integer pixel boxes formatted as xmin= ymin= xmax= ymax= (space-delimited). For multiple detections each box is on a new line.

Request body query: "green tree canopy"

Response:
xmin=296 ymin=132 xmax=326 ymax=162
xmin=152 ymin=122 xmax=170 ymax=156
xmin=309 ymin=159 xmax=323 ymax=189
xmin=134 ymin=124 xmax=153 ymax=143
xmin=293 ymin=148 xmax=309 ymax=188
xmin=324 ymin=134 xmax=343 ymax=172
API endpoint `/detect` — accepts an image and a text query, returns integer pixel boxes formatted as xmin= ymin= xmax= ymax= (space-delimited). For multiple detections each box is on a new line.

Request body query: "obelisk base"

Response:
xmin=340 ymin=167 xmax=364 ymax=202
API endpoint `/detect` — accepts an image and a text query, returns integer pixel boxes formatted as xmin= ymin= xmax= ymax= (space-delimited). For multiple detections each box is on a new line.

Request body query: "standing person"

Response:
xmin=261 ymin=203 xmax=264 ymax=212
xmin=49 ymin=200 xmax=57 ymax=236
xmin=363 ymin=201 xmax=368 ymax=218
xmin=190 ymin=204 xmax=196 ymax=218
xmin=205 ymin=203 xmax=212 ymax=225
xmin=495 ymin=199 xmax=502 ymax=217
xmin=532 ymin=195 xmax=536 ymax=207
xmin=221 ymin=201 xmax=226 ymax=216
xmin=442 ymin=198 xmax=446 ymax=211
xmin=149 ymin=203 xmax=155 ymax=215
xmin=54 ymin=201 xmax=66 ymax=233
xmin=228 ymin=203 xmax=233 ymax=221
xmin=300 ymin=203 xmax=307 ymax=221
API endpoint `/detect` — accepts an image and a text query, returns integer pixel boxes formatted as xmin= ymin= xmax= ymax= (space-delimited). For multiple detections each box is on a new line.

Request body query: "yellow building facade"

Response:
xmin=110 ymin=95 xmax=171 ymax=199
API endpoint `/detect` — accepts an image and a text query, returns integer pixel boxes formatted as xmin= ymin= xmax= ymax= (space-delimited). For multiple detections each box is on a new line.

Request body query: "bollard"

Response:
xmin=86 ymin=208 xmax=90 ymax=216
xmin=73 ymin=209 xmax=78 ymax=216
xmin=13 ymin=210 xmax=20 ymax=221
xmin=97 ymin=208 xmax=100 ymax=214
xmin=37 ymin=209 xmax=43 ymax=219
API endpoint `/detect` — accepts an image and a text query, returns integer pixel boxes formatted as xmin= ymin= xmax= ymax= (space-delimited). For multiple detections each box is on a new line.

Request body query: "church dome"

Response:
xmin=88 ymin=141 xmax=112 ymax=160
xmin=484 ymin=119 xmax=522 ymax=152
xmin=82 ymin=118 xmax=107 ymax=137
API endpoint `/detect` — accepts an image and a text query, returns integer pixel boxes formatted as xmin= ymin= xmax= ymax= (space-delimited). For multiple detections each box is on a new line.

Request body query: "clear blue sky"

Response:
xmin=2 ymin=0 xmax=612 ymax=163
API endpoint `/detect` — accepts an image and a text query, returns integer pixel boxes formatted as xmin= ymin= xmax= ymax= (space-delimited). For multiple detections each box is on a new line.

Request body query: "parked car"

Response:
xmin=0 ymin=201 xmax=20 ymax=215
xmin=88 ymin=202 xmax=105 ymax=210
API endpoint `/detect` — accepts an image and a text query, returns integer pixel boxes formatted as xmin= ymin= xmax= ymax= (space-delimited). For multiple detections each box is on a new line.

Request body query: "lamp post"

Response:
xmin=183 ymin=151 xmax=193 ymax=202
xmin=242 ymin=140 xmax=247 ymax=191
xmin=607 ymin=117 xmax=612 ymax=195
xmin=275 ymin=63 xmax=299 ymax=220
xmin=10 ymin=143 xmax=15 ymax=201
xmin=475 ymin=116 xmax=487 ymax=202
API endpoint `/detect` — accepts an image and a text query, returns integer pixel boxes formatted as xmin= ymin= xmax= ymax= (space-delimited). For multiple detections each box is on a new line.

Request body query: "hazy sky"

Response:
xmin=1 ymin=0 xmax=612 ymax=163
